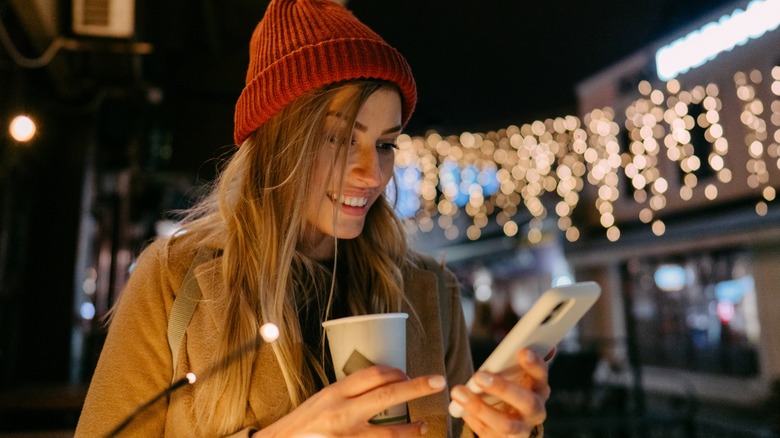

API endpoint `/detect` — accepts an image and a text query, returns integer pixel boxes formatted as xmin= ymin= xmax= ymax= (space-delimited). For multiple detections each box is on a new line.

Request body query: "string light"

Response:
xmin=770 ymin=66 xmax=780 ymax=184
xmin=395 ymin=64 xmax=780 ymax=243
xmin=260 ymin=323 xmax=280 ymax=342
xmin=8 ymin=114 xmax=36 ymax=142
xmin=625 ymin=80 xmax=665 ymax=224
xmin=735 ymin=69 xmax=772 ymax=212
xmin=583 ymin=108 xmax=622 ymax=239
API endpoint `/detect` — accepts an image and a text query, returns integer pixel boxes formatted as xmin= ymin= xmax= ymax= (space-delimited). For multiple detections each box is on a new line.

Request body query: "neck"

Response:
xmin=299 ymin=227 xmax=337 ymax=260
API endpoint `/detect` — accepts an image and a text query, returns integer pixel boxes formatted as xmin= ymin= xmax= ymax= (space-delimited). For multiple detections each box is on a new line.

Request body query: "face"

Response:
xmin=302 ymin=86 xmax=402 ymax=259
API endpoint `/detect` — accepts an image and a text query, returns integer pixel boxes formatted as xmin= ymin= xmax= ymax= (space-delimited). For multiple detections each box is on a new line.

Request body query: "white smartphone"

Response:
xmin=449 ymin=281 xmax=601 ymax=418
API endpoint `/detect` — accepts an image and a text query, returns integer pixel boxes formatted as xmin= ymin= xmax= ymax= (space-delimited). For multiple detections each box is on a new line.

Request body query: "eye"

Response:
xmin=377 ymin=142 xmax=398 ymax=152
xmin=327 ymin=135 xmax=345 ymax=144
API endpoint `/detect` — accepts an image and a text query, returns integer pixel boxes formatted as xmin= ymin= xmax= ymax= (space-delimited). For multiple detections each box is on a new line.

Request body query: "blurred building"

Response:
xmin=568 ymin=2 xmax=780 ymax=434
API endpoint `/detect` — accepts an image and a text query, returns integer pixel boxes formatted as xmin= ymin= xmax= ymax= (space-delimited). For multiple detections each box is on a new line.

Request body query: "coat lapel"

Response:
xmin=403 ymin=264 xmax=452 ymax=436
xmin=192 ymin=256 xmax=289 ymax=427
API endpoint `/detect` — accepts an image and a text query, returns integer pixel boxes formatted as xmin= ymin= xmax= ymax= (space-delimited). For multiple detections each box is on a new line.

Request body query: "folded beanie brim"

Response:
xmin=234 ymin=37 xmax=416 ymax=145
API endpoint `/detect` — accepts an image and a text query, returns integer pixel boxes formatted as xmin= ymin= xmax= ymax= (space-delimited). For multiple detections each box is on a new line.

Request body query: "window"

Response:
xmin=625 ymin=248 xmax=760 ymax=376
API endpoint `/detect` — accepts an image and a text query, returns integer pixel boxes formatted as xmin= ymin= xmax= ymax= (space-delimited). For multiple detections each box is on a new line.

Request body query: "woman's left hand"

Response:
xmin=449 ymin=348 xmax=552 ymax=437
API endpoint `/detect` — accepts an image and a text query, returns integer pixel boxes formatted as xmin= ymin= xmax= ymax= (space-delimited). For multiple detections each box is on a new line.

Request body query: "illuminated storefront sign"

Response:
xmin=656 ymin=0 xmax=780 ymax=81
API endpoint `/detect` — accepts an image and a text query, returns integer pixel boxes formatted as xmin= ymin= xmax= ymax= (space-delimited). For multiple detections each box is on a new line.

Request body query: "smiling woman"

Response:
xmin=304 ymin=85 xmax=402 ymax=252
xmin=73 ymin=1 xmax=552 ymax=437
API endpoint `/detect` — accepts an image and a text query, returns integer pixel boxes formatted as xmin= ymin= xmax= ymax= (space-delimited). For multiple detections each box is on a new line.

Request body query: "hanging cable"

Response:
xmin=0 ymin=13 xmax=65 ymax=69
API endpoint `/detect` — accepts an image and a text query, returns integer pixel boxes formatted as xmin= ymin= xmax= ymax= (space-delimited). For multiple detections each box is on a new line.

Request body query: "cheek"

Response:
xmin=312 ymin=148 xmax=338 ymax=186
xmin=379 ymin=153 xmax=395 ymax=183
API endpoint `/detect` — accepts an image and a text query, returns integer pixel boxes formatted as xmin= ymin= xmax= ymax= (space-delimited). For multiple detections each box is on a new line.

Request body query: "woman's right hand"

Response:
xmin=252 ymin=365 xmax=447 ymax=437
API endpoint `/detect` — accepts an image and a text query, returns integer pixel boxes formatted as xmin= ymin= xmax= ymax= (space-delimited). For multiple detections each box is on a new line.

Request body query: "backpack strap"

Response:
xmin=168 ymin=248 xmax=212 ymax=382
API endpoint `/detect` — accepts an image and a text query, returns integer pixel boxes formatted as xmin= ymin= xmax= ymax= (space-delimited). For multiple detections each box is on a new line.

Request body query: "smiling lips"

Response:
xmin=328 ymin=193 xmax=371 ymax=212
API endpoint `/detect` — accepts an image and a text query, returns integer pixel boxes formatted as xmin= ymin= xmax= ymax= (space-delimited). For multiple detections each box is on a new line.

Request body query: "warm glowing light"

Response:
xmin=654 ymin=178 xmax=668 ymax=193
xmin=652 ymin=220 xmax=666 ymax=236
xmin=680 ymin=186 xmax=693 ymax=200
xmin=528 ymin=227 xmax=542 ymax=244
xmin=503 ymin=221 xmax=518 ymax=237
xmin=260 ymin=323 xmax=280 ymax=342
xmin=756 ymin=201 xmax=769 ymax=216
xmin=736 ymin=70 xmax=771 ymax=193
xmin=718 ymin=168 xmax=733 ymax=183
xmin=9 ymin=115 xmax=36 ymax=142
xmin=467 ymin=225 xmax=481 ymax=241
xmin=565 ymin=227 xmax=580 ymax=242
xmin=186 ymin=372 xmax=197 ymax=384
xmin=391 ymin=60 xmax=772 ymax=244
xmin=763 ymin=186 xmax=776 ymax=201
xmin=704 ymin=184 xmax=719 ymax=200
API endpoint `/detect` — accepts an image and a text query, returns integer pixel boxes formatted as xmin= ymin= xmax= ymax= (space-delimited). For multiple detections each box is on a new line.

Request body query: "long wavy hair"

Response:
xmin=175 ymin=80 xmax=411 ymax=434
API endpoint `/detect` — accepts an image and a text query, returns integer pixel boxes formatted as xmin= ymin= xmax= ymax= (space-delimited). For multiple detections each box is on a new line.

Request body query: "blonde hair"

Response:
xmin=176 ymin=80 xmax=410 ymax=434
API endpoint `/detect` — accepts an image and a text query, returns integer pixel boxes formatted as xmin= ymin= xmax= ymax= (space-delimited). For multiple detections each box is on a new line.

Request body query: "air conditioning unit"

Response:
xmin=72 ymin=0 xmax=135 ymax=38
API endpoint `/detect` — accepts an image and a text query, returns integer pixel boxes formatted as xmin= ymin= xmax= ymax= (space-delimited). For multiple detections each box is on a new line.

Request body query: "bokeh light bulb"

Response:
xmin=9 ymin=115 xmax=36 ymax=142
xmin=260 ymin=323 xmax=280 ymax=342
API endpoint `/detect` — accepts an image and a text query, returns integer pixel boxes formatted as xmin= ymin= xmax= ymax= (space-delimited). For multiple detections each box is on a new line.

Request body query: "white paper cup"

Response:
xmin=322 ymin=313 xmax=408 ymax=425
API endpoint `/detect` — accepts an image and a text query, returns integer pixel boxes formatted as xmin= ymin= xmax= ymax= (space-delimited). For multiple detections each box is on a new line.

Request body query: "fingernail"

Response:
xmin=524 ymin=349 xmax=536 ymax=362
xmin=451 ymin=387 xmax=469 ymax=403
xmin=428 ymin=375 xmax=446 ymax=389
xmin=449 ymin=400 xmax=466 ymax=418
xmin=474 ymin=372 xmax=493 ymax=387
xmin=508 ymin=420 xmax=526 ymax=435
xmin=420 ymin=421 xmax=428 ymax=435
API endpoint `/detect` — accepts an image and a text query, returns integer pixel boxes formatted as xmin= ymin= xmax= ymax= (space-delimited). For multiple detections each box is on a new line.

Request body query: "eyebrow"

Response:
xmin=326 ymin=112 xmax=401 ymax=136
xmin=354 ymin=120 xmax=402 ymax=135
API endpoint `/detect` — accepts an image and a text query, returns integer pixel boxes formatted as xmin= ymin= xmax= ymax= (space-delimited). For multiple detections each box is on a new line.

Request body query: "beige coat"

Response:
xmin=75 ymin=235 xmax=477 ymax=437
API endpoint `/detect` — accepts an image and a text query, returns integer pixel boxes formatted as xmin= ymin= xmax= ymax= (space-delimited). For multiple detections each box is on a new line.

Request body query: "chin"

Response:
xmin=333 ymin=222 xmax=367 ymax=240
xmin=334 ymin=229 xmax=364 ymax=240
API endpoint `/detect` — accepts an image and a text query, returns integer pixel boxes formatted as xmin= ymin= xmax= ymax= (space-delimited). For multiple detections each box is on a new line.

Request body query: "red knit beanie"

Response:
xmin=233 ymin=0 xmax=417 ymax=146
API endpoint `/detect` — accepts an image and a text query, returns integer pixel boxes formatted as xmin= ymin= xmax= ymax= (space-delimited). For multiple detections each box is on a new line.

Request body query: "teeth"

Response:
xmin=330 ymin=194 xmax=369 ymax=207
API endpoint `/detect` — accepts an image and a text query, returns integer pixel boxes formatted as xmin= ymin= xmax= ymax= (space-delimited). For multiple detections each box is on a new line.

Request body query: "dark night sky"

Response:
xmin=346 ymin=0 xmax=740 ymax=134
xmin=134 ymin=0 xmax=743 ymax=140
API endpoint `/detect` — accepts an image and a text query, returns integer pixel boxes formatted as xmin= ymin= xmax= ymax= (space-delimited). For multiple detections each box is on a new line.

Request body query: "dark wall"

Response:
xmin=0 ymin=74 xmax=88 ymax=386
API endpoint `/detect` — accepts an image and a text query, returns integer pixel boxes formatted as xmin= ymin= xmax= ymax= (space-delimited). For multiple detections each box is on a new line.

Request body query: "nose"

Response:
xmin=348 ymin=144 xmax=382 ymax=187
